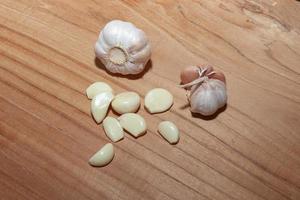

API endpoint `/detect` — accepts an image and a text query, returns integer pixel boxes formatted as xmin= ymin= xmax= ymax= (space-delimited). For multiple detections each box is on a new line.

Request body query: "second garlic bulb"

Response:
xmin=95 ymin=20 xmax=151 ymax=75
xmin=180 ymin=65 xmax=227 ymax=116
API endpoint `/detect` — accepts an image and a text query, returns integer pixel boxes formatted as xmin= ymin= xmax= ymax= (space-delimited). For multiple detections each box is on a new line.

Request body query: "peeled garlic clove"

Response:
xmin=190 ymin=79 xmax=227 ymax=116
xmin=144 ymin=88 xmax=173 ymax=114
xmin=95 ymin=20 xmax=151 ymax=75
xmin=86 ymin=82 xmax=113 ymax=99
xmin=89 ymin=143 xmax=114 ymax=167
xmin=118 ymin=113 xmax=147 ymax=137
xmin=158 ymin=121 xmax=180 ymax=144
xmin=112 ymin=92 xmax=141 ymax=114
xmin=91 ymin=92 xmax=114 ymax=124
xmin=103 ymin=117 xmax=124 ymax=142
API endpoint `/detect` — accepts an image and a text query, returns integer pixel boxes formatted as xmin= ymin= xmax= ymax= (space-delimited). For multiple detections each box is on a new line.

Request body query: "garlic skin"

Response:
xmin=190 ymin=79 xmax=227 ymax=116
xmin=180 ymin=65 xmax=214 ymax=85
xmin=180 ymin=66 xmax=227 ymax=116
xmin=95 ymin=20 xmax=151 ymax=75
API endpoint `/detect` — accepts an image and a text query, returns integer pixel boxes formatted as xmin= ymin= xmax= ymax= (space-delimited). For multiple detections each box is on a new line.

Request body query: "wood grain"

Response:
xmin=0 ymin=0 xmax=299 ymax=199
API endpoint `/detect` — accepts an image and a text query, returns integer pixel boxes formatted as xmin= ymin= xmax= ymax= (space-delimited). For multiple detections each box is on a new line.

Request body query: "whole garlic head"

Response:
xmin=95 ymin=20 xmax=151 ymax=75
xmin=180 ymin=66 xmax=227 ymax=116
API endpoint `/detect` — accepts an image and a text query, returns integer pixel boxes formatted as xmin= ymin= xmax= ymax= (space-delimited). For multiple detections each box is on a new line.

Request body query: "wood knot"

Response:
xmin=242 ymin=1 xmax=264 ymax=14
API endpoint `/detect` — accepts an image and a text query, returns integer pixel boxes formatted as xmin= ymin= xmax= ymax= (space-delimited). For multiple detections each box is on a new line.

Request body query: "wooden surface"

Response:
xmin=0 ymin=0 xmax=299 ymax=199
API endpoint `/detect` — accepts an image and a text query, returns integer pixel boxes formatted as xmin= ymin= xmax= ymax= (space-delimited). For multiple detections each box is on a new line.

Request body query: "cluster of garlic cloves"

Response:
xmin=86 ymin=81 xmax=179 ymax=167
xmin=180 ymin=65 xmax=227 ymax=116
xmin=95 ymin=20 xmax=151 ymax=75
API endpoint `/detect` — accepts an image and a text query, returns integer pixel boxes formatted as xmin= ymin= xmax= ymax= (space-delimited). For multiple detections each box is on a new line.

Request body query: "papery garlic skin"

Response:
xmin=180 ymin=65 xmax=214 ymax=85
xmin=180 ymin=66 xmax=227 ymax=116
xmin=95 ymin=20 xmax=151 ymax=75
xmin=190 ymin=79 xmax=227 ymax=116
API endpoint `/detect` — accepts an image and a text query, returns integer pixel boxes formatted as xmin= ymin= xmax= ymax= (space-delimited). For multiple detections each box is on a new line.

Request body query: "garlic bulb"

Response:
xmin=95 ymin=20 xmax=151 ymax=75
xmin=180 ymin=66 xmax=227 ymax=116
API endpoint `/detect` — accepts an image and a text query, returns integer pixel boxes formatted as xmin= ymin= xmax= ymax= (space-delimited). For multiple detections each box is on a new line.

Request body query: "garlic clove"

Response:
xmin=180 ymin=65 xmax=215 ymax=86
xmin=118 ymin=113 xmax=147 ymax=137
xmin=124 ymin=62 xmax=145 ymax=75
xmin=144 ymin=88 xmax=173 ymax=114
xmin=112 ymin=92 xmax=141 ymax=114
xmin=190 ymin=80 xmax=227 ymax=116
xmin=158 ymin=121 xmax=180 ymax=144
xmin=86 ymin=82 xmax=113 ymax=99
xmin=201 ymin=65 xmax=214 ymax=75
xmin=180 ymin=66 xmax=200 ymax=85
xmin=91 ymin=92 xmax=114 ymax=124
xmin=89 ymin=143 xmax=114 ymax=167
xmin=211 ymin=80 xmax=227 ymax=108
xmin=129 ymin=44 xmax=151 ymax=63
xmin=95 ymin=20 xmax=151 ymax=75
xmin=190 ymin=88 xmax=219 ymax=116
xmin=98 ymin=32 xmax=110 ymax=51
xmin=102 ymin=20 xmax=135 ymax=47
xmin=209 ymin=71 xmax=226 ymax=84
xmin=103 ymin=117 xmax=124 ymax=142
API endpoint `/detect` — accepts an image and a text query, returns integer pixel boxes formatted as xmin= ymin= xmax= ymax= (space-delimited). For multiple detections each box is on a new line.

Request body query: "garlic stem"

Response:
xmin=207 ymin=71 xmax=216 ymax=77
xmin=179 ymin=76 xmax=207 ymax=88
xmin=198 ymin=67 xmax=208 ymax=77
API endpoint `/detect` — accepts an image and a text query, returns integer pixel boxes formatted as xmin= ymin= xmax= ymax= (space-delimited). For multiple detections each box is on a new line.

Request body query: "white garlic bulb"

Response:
xmin=180 ymin=66 xmax=227 ymax=116
xmin=95 ymin=20 xmax=151 ymax=75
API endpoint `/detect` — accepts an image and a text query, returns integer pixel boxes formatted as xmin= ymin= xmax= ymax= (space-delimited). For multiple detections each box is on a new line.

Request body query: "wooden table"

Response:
xmin=0 ymin=1 xmax=299 ymax=199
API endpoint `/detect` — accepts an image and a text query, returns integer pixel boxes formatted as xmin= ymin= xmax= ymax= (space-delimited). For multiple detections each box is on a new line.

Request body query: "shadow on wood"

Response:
xmin=94 ymin=58 xmax=152 ymax=80
xmin=191 ymin=104 xmax=228 ymax=120
xmin=179 ymin=102 xmax=190 ymax=110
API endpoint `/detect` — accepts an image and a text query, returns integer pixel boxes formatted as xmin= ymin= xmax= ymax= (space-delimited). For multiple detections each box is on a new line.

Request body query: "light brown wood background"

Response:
xmin=0 ymin=0 xmax=299 ymax=199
